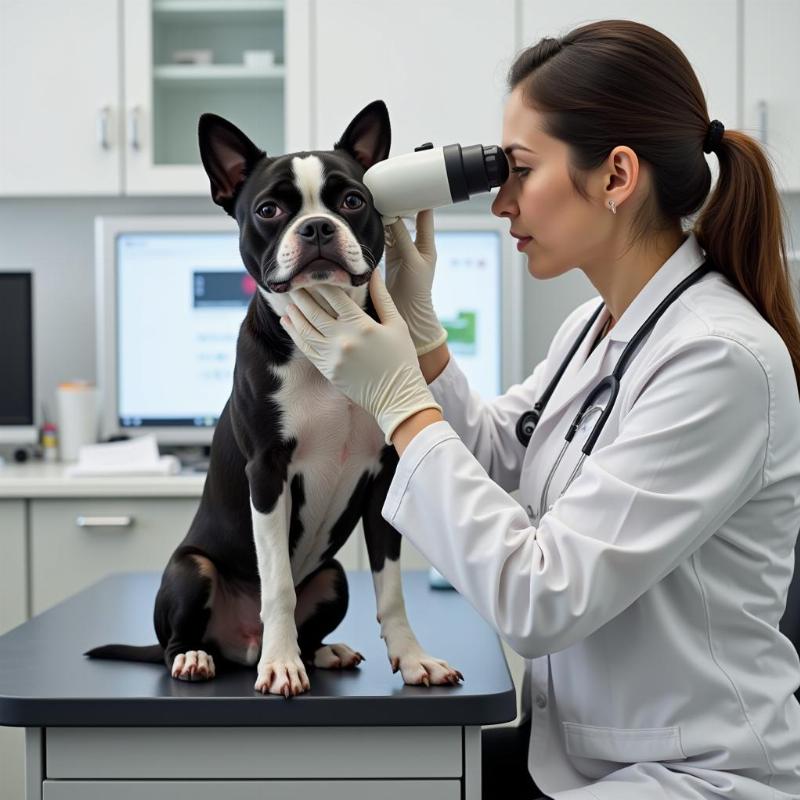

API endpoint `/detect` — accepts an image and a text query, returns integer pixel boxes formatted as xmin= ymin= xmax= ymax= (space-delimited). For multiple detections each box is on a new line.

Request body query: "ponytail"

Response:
xmin=695 ymin=130 xmax=800 ymax=394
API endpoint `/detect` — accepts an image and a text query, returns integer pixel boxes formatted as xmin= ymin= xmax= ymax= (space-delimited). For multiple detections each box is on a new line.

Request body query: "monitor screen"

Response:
xmin=103 ymin=216 xmax=511 ymax=443
xmin=116 ymin=232 xmax=248 ymax=429
xmin=0 ymin=272 xmax=34 ymax=426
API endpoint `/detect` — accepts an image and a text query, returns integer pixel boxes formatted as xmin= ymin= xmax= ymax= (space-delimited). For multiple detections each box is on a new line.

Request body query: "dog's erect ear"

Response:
xmin=333 ymin=100 xmax=391 ymax=171
xmin=198 ymin=113 xmax=266 ymax=213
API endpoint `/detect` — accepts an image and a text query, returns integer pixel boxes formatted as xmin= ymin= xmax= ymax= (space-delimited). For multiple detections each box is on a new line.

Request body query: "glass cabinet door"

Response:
xmin=124 ymin=0 xmax=285 ymax=195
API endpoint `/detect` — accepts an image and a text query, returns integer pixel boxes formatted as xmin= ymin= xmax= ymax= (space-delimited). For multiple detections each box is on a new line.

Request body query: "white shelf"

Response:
xmin=153 ymin=0 xmax=283 ymax=14
xmin=154 ymin=63 xmax=285 ymax=85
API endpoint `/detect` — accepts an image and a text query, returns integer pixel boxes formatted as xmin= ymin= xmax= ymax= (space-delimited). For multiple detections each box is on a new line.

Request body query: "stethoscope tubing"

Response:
xmin=521 ymin=261 xmax=713 ymax=520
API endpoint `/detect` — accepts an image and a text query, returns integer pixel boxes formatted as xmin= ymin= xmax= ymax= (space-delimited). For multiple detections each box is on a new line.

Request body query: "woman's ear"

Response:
xmin=602 ymin=145 xmax=639 ymax=199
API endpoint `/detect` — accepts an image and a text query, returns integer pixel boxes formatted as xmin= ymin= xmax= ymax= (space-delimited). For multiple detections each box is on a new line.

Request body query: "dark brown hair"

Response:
xmin=508 ymin=19 xmax=800 ymax=394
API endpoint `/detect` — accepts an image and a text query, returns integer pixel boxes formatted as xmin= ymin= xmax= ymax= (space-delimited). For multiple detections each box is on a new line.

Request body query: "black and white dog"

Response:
xmin=86 ymin=101 xmax=463 ymax=697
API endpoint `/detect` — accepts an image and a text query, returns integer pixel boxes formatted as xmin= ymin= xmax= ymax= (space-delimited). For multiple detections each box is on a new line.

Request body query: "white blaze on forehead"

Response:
xmin=291 ymin=155 xmax=326 ymax=214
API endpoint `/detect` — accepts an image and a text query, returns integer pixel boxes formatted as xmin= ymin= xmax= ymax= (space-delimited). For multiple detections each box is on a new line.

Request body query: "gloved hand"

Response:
xmin=383 ymin=209 xmax=448 ymax=356
xmin=279 ymin=269 xmax=443 ymax=446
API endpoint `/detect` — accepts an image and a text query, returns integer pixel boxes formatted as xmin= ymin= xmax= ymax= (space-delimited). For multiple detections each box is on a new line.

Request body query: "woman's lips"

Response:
xmin=515 ymin=236 xmax=533 ymax=251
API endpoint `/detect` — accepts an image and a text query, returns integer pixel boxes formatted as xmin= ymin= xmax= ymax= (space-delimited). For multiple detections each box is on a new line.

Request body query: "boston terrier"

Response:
xmin=85 ymin=101 xmax=463 ymax=697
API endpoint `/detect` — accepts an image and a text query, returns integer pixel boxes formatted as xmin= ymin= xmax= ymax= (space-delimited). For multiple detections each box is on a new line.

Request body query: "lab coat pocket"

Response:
xmin=563 ymin=722 xmax=687 ymax=764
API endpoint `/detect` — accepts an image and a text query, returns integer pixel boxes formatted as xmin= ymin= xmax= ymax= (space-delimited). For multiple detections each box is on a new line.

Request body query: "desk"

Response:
xmin=0 ymin=570 xmax=516 ymax=799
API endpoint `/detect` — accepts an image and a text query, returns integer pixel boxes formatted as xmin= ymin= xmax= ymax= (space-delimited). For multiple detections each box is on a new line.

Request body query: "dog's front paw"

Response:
xmin=255 ymin=653 xmax=310 ymax=697
xmin=312 ymin=642 xmax=365 ymax=669
xmin=171 ymin=650 xmax=216 ymax=681
xmin=390 ymin=648 xmax=464 ymax=687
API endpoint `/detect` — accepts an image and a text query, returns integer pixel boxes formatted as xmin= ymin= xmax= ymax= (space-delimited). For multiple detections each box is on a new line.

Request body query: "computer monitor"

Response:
xmin=95 ymin=214 xmax=523 ymax=446
xmin=0 ymin=272 xmax=37 ymax=445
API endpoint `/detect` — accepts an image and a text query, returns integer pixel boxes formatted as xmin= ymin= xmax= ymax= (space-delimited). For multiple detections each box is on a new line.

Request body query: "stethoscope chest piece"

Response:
xmin=515 ymin=408 xmax=540 ymax=448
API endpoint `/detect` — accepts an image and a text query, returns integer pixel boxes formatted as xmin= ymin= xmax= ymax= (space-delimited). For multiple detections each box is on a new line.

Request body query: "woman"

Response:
xmin=280 ymin=20 xmax=800 ymax=800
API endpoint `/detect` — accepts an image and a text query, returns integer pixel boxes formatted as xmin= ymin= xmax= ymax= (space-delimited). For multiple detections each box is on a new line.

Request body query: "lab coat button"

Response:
xmin=535 ymin=693 xmax=547 ymax=709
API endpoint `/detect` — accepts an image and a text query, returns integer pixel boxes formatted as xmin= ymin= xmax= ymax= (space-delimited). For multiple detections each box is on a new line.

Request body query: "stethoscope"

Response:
xmin=515 ymin=261 xmax=712 ymax=522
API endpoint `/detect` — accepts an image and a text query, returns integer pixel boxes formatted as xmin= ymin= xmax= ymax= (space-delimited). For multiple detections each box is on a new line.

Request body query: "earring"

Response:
xmin=608 ymin=200 xmax=617 ymax=215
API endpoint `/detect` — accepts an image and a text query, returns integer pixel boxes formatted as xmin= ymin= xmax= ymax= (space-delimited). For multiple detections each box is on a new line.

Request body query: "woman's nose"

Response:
xmin=491 ymin=179 xmax=518 ymax=219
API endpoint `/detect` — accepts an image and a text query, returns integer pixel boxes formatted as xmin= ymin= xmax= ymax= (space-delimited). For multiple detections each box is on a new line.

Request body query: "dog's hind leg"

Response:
xmin=155 ymin=551 xmax=220 ymax=681
xmin=295 ymin=558 xmax=364 ymax=669
xmin=362 ymin=449 xmax=463 ymax=687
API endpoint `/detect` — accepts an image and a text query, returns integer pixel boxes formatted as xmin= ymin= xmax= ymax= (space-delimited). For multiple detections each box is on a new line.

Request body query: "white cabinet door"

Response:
xmin=743 ymin=0 xmax=800 ymax=191
xmin=311 ymin=0 xmax=516 ymax=156
xmin=0 ymin=0 xmax=121 ymax=195
xmin=519 ymin=1 xmax=738 ymax=136
xmin=122 ymin=0 xmax=296 ymax=195
xmin=122 ymin=0 xmax=208 ymax=195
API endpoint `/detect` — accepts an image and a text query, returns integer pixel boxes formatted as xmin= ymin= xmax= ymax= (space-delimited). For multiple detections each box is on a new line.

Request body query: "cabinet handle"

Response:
xmin=757 ymin=99 xmax=768 ymax=146
xmin=76 ymin=515 xmax=134 ymax=528
xmin=97 ymin=106 xmax=112 ymax=150
xmin=129 ymin=106 xmax=142 ymax=151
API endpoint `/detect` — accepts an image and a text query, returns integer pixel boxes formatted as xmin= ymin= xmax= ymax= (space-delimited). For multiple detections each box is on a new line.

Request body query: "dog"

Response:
xmin=85 ymin=100 xmax=463 ymax=697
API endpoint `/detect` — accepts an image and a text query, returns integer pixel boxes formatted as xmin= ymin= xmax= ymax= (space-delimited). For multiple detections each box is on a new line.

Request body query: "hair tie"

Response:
xmin=703 ymin=119 xmax=725 ymax=154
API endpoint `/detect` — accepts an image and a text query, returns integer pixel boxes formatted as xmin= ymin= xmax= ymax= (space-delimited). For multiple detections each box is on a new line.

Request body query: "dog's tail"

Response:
xmin=84 ymin=643 xmax=164 ymax=663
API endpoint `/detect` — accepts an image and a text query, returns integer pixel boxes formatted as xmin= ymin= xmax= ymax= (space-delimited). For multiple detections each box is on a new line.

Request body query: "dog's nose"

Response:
xmin=297 ymin=217 xmax=337 ymax=246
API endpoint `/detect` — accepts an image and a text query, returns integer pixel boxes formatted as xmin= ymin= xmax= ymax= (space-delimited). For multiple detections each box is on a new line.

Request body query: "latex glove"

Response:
xmin=384 ymin=209 xmax=448 ymax=356
xmin=279 ymin=269 xmax=443 ymax=446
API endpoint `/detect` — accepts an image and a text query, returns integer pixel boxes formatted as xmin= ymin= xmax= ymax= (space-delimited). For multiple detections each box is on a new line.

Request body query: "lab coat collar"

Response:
xmin=606 ymin=231 xmax=706 ymax=343
xmin=532 ymin=231 xmax=707 ymax=433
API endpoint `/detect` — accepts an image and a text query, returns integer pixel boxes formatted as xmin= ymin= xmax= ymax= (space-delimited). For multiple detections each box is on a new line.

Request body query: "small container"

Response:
xmin=41 ymin=422 xmax=58 ymax=463
xmin=243 ymin=50 xmax=275 ymax=69
xmin=172 ymin=49 xmax=213 ymax=65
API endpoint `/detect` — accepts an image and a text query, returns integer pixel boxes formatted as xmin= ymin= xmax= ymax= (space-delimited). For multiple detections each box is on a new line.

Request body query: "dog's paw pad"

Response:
xmin=171 ymin=650 xmax=216 ymax=681
xmin=255 ymin=655 xmax=310 ymax=697
xmin=313 ymin=642 xmax=365 ymax=669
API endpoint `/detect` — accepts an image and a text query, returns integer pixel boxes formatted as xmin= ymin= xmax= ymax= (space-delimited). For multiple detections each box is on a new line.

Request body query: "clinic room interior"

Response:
xmin=0 ymin=2 xmax=799 ymax=800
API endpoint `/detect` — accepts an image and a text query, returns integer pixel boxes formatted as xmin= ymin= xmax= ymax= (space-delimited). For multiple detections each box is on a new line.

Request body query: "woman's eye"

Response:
xmin=342 ymin=193 xmax=364 ymax=210
xmin=511 ymin=167 xmax=531 ymax=179
xmin=256 ymin=202 xmax=280 ymax=219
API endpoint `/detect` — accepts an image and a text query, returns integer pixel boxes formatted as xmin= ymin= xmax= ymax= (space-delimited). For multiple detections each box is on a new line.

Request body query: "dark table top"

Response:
xmin=0 ymin=570 xmax=516 ymax=727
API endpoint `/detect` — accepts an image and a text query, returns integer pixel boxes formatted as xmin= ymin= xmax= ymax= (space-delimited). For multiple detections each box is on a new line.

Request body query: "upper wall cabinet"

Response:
xmin=0 ymin=0 xmax=122 ymax=195
xmin=309 ymin=0 xmax=517 ymax=159
xmin=0 ymin=0 xmax=297 ymax=196
xmin=743 ymin=0 xmax=800 ymax=192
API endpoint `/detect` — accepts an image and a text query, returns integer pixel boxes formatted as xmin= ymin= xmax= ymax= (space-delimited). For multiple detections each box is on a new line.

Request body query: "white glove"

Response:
xmin=384 ymin=209 xmax=448 ymax=356
xmin=279 ymin=269 xmax=443 ymax=446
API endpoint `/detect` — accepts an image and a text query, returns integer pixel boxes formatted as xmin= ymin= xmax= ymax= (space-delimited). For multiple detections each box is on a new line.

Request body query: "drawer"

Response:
xmin=46 ymin=726 xmax=463 ymax=779
xmin=43 ymin=779 xmax=460 ymax=800
xmin=31 ymin=497 xmax=199 ymax=614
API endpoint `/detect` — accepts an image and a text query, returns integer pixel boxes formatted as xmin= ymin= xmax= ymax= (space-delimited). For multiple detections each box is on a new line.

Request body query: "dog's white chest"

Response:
xmin=270 ymin=354 xmax=385 ymax=579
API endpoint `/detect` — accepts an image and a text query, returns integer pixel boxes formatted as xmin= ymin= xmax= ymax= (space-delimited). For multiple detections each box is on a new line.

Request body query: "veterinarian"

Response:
xmin=279 ymin=19 xmax=800 ymax=800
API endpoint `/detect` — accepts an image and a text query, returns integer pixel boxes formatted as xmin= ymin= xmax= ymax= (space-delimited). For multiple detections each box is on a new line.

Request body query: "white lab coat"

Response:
xmin=381 ymin=232 xmax=800 ymax=799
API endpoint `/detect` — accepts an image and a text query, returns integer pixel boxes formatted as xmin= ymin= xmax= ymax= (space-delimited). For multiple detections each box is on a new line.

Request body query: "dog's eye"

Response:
xmin=342 ymin=193 xmax=364 ymax=210
xmin=256 ymin=202 xmax=280 ymax=219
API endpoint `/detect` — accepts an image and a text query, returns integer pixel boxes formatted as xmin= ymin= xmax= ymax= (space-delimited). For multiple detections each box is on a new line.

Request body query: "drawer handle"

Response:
xmin=76 ymin=515 xmax=134 ymax=528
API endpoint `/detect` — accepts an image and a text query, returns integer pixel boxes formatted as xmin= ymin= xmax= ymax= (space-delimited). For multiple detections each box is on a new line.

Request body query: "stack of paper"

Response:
xmin=65 ymin=434 xmax=180 ymax=477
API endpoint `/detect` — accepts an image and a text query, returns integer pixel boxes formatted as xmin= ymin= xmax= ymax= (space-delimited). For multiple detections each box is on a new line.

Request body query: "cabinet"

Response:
xmin=0 ymin=501 xmax=26 ymax=800
xmin=31 ymin=497 xmax=200 ymax=614
xmin=743 ymin=0 xmax=800 ymax=191
xmin=0 ymin=0 xmax=296 ymax=197
xmin=0 ymin=0 xmax=121 ymax=195
xmin=310 ymin=0 xmax=517 ymax=155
